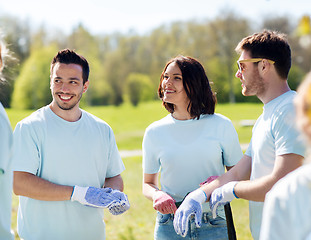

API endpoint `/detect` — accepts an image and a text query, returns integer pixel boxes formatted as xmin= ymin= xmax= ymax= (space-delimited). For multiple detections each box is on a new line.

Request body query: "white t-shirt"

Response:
xmin=143 ymin=113 xmax=242 ymax=213
xmin=260 ymin=163 xmax=311 ymax=240
xmin=245 ymin=91 xmax=306 ymax=240
xmin=13 ymin=106 xmax=125 ymax=240
xmin=0 ymin=103 xmax=14 ymax=240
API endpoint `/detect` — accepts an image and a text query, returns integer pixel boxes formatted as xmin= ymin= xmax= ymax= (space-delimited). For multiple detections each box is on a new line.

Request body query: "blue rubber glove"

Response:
xmin=71 ymin=186 xmax=119 ymax=208
xmin=210 ymin=181 xmax=239 ymax=218
xmin=108 ymin=190 xmax=130 ymax=215
xmin=173 ymin=189 xmax=207 ymax=237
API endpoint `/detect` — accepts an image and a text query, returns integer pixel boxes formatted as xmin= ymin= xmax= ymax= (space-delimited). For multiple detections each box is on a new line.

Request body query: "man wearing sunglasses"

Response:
xmin=173 ymin=30 xmax=306 ymax=240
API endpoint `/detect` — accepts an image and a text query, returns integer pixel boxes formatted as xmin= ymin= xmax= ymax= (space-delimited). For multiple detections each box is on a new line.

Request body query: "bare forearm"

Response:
xmin=13 ymin=171 xmax=73 ymax=201
xmin=143 ymin=182 xmax=159 ymax=201
xmin=143 ymin=173 xmax=160 ymax=201
xmin=104 ymin=174 xmax=124 ymax=191
xmin=229 ymin=154 xmax=303 ymax=202
xmin=201 ymin=154 xmax=252 ymax=200
xmin=234 ymin=177 xmax=275 ymax=202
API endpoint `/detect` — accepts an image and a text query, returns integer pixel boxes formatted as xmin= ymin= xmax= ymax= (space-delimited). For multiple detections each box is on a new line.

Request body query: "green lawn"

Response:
xmin=7 ymin=101 xmax=263 ymax=239
xmin=6 ymin=101 xmax=263 ymax=150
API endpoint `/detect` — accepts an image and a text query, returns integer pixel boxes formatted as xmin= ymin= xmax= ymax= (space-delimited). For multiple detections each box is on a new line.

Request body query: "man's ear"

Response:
xmin=260 ymin=59 xmax=272 ymax=74
xmin=83 ymin=81 xmax=89 ymax=93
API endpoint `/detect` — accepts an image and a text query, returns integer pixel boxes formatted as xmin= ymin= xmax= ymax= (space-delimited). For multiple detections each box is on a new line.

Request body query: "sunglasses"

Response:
xmin=237 ymin=58 xmax=275 ymax=73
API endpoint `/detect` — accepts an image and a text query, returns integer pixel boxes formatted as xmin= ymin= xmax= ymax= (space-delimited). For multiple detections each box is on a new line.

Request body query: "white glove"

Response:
xmin=71 ymin=186 xmax=118 ymax=208
xmin=210 ymin=181 xmax=239 ymax=218
xmin=108 ymin=190 xmax=130 ymax=215
xmin=173 ymin=189 xmax=207 ymax=237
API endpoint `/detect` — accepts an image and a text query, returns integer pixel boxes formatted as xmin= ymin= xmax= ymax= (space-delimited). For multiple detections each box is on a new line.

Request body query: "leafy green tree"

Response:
xmin=66 ymin=24 xmax=112 ymax=105
xmin=288 ymin=64 xmax=305 ymax=90
xmin=0 ymin=16 xmax=31 ymax=106
xmin=11 ymin=44 xmax=58 ymax=109
xmin=207 ymin=11 xmax=251 ymax=103
xmin=125 ymin=73 xmax=153 ymax=106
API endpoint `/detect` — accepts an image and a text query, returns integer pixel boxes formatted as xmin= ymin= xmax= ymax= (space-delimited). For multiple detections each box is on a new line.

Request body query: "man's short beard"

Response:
xmin=56 ymin=101 xmax=76 ymax=111
xmin=54 ymin=92 xmax=83 ymax=111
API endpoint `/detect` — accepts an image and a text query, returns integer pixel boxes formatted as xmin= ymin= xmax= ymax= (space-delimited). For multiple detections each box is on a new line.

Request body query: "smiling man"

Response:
xmin=12 ymin=49 xmax=129 ymax=240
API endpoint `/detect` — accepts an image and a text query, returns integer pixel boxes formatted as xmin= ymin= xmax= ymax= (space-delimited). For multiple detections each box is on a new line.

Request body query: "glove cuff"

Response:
xmin=189 ymin=189 xmax=207 ymax=204
xmin=71 ymin=185 xmax=88 ymax=202
xmin=233 ymin=183 xmax=239 ymax=199
xmin=226 ymin=181 xmax=239 ymax=199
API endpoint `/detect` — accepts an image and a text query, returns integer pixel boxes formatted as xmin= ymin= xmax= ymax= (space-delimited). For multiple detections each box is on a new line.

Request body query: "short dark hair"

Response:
xmin=235 ymin=30 xmax=291 ymax=79
xmin=50 ymin=49 xmax=90 ymax=84
xmin=158 ymin=55 xmax=216 ymax=119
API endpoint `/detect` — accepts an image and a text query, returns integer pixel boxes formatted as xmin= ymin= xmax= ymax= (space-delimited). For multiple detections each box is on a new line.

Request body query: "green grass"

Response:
xmin=7 ymin=101 xmax=263 ymax=239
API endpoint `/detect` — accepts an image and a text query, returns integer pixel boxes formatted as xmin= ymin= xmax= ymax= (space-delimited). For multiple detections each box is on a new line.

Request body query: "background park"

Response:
xmin=1 ymin=0 xmax=311 ymax=239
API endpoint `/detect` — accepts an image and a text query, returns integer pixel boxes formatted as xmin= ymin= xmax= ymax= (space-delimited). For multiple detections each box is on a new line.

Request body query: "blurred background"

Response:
xmin=0 ymin=0 xmax=311 ymax=109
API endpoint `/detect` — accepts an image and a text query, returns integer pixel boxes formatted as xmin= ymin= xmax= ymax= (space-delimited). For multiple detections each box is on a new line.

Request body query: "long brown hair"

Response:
xmin=158 ymin=55 xmax=216 ymax=119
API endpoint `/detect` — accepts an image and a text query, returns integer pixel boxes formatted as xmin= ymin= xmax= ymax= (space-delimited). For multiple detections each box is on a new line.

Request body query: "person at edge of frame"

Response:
xmin=0 ymin=33 xmax=14 ymax=240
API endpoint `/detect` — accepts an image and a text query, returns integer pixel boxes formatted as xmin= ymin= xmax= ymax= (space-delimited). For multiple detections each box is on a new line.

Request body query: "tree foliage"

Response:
xmin=1 ymin=13 xmax=311 ymax=109
xmin=125 ymin=73 xmax=154 ymax=106
xmin=11 ymin=44 xmax=57 ymax=109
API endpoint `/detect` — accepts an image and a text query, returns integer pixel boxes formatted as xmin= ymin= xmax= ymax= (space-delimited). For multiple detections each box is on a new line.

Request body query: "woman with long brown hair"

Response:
xmin=142 ymin=55 xmax=242 ymax=239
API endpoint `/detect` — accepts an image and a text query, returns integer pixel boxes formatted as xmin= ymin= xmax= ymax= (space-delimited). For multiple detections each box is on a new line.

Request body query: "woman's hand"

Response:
xmin=153 ymin=190 xmax=177 ymax=214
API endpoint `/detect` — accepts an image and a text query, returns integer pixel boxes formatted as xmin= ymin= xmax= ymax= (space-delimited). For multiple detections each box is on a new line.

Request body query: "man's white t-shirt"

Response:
xmin=245 ymin=91 xmax=306 ymax=240
xmin=13 ymin=106 xmax=125 ymax=240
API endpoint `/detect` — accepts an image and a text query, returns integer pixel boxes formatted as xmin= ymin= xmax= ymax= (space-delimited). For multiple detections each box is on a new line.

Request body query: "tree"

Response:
xmin=66 ymin=24 xmax=112 ymax=105
xmin=11 ymin=44 xmax=58 ymax=109
xmin=206 ymin=12 xmax=250 ymax=103
xmin=125 ymin=73 xmax=153 ymax=106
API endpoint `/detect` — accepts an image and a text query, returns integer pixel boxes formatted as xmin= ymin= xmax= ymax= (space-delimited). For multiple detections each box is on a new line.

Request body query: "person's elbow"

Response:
xmin=104 ymin=174 xmax=124 ymax=191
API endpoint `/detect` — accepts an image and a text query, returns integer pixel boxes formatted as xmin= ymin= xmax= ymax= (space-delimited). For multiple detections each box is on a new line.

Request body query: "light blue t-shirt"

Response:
xmin=143 ymin=113 xmax=243 ymax=213
xmin=260 ymin=163 xmax=311 ymax=240
xmin=0 ymin=103 xmax=14 ymax=240
xmin=245 ymin=91 xmax=306 ymax=240
xmin=13 ymin=106 xmax=125 ymax=240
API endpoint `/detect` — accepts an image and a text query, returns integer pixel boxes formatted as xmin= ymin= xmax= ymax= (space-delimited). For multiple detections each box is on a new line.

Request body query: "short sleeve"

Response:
xmin=0 ymin=107 xmax=13 ymax=173
xmin=12 ymin=122 xmax=41 ymax=174
xmin=221 ymin=120 xmax=243 ymax=167
xmin=245 ymin=138 xmax=252 ymax=157
xmin=142 ymin=127 xmax=160 ymax=174
xmin=272 ymin=104 xmax=306 ymax=157
xmin=106 ymin=127 xmax=125 ymax=178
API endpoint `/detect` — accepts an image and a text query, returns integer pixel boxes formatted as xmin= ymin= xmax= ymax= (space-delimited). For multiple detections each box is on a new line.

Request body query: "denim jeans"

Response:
xmin=154 ymin=211 xmax=228 ymax=240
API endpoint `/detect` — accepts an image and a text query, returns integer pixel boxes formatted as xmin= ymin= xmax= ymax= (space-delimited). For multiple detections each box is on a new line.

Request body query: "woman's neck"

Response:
xmin=172 ymin=109 xmax=192 ymax=120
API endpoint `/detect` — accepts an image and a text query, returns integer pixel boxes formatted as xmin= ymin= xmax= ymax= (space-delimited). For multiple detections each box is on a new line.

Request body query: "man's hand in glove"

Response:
xmin=71 ymin=186 xmax=118 ymax=208
xmin=210 ymin=181 xmax=239 ymax=218
xmin=108 ymin=190 xmax=130 ymax=215
xmin=173 ymin=189 xmax=207 ymax=237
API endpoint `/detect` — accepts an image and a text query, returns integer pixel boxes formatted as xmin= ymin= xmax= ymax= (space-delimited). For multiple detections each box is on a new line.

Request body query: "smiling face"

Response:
xmin=161 ymin=62 xmax=189 ymax=110
xmin=50 ymin=63 xmax=88 ymax=113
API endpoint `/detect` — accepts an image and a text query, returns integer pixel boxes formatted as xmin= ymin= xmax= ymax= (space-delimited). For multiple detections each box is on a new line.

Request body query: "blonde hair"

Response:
xmin=295 ymin=72 xmax=311 ymax=150
xmin=0 ymin=42 xmax=3 ymax=71
xmin=0 ymin=38 xmax=10 ymax=81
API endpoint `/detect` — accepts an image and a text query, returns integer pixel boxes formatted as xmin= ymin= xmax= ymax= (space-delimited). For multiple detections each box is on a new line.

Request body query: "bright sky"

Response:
xmin=0 ymin=0 xmax=310 ymax=35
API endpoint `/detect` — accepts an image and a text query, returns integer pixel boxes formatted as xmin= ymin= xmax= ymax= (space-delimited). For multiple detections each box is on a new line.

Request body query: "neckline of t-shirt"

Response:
xmin=263 ymin=90 xmax=293 ymax=110
xmin=46 ymin=106 xmax=84 ymax=125
xmin=169 ymin=113 xmax=209 ymax=124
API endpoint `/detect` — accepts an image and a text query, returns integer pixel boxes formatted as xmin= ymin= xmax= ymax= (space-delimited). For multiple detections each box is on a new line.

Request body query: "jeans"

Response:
xmin=154 ymin=211 xmax=228 ymax=240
